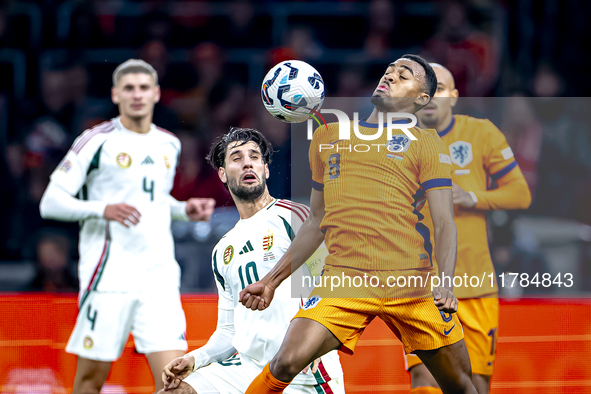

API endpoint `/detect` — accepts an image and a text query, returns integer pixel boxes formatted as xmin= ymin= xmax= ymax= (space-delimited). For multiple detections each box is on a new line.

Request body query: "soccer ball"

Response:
xmin=261 ymin=60 xmax=325 ymax=123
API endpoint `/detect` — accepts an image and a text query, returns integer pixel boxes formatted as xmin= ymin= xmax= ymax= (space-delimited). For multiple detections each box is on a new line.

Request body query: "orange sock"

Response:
xmin=245 ymin=363 xmax=292 ymax=394
xmin=411 ymin=387 xmax=443 ymax=394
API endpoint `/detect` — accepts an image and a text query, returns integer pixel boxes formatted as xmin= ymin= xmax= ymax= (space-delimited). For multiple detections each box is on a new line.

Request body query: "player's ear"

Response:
xmin=218 ymin=166 xmax=227 ymax=183
xmin=264 ymin=163 xmax=269 ymax=179
xmin=415 ymin=93 xmax=429 ymax=107
xmin=154 ymin=84 xmax=161 ymax=103
xmin=450 ymin=89 xmax=459 ymax=107
xmin=111 ymin=87 xmax=119 ymax=104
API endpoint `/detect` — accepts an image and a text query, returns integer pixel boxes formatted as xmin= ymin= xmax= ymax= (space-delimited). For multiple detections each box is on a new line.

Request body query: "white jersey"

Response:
xmin=212 ymin=199 xmax=343 ymax=386
xmin=49 ymin=117 xmax=182 ymax=293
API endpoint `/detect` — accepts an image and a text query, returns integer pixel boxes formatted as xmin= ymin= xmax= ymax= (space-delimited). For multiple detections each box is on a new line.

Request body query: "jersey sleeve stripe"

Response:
xmin=292 ymin=201 xmax=311 ymax=216
xmin=72 ymin=121 xmax=112 ymax=152
xmin=212 ymin=251 xmax=225 ymax=289
xmin=311 ymin=180 xmax=324 ymax=191
xmin=156 ymin=126 xmax=177 ymax=138
xmin=279 ymin=200 xmax=310 ymax=219
xmin=490 ymin=160 xmax=518 ymax=181
xmin=72 ymin=121 xmax=114 ymax=154
xmin=422 ymin=178 xmax=452 ymax=192
xmin=275 ymin=202 xmax=305 ymax=222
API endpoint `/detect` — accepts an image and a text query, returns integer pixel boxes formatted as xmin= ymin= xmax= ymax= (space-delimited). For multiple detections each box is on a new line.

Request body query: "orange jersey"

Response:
xmin=421 ymin=115 xmax=531 ymax=297
xmin=309 ymin=119 xmax=452 ymax=271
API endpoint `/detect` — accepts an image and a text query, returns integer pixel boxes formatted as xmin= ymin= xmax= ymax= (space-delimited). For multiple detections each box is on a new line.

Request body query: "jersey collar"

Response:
xmin=438 ymin=116 xmax=456 ymax=138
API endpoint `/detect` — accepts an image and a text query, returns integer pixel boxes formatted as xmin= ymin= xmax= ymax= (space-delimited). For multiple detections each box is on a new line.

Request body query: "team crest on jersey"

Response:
xmin=449 ymin=141 xmax=473 ymax=168
xmin=223 ymin=246 xmax=234 ymax=265
xmin=116 ymin=153 xmax=132 ymax=169
xmin=387 ymin=134 xmax=412 ymax=153
xmin=83 ymin=336 xmax=94 ymax=349
xmin=302 ymin=295 xmax=322 ymax=310
xmin=164 ymin=155 xmax=171 ymax=169
xmin=58 ymin=159 xmax=72 ymax=173
xmin=262 ymin=232 xmax=273 ymax=251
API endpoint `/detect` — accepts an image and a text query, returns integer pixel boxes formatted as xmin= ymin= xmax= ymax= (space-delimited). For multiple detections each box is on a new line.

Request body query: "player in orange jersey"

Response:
xmin=404 ymin=64 xmax=531 ymax=394
xmin=239 ymin=55 xmax=478 ymax=394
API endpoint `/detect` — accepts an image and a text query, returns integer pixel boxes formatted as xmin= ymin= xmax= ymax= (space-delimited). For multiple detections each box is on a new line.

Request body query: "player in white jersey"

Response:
xmin=160 ymin=128 xmax=344 ymax=394
xmin=39 ymin=59 xmax=215 ymax=394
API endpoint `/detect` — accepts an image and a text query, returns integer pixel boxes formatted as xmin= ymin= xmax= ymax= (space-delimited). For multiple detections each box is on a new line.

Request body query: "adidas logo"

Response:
xmin=141 ymin=156 xmax=155 ymax=165
xmin=238 ymin=241 xmax=254 ymax=255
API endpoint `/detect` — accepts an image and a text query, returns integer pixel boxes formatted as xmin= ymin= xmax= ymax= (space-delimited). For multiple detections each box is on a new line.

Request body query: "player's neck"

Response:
xmin=235 ymin=191 xmax=274 ymax=220
xmin=119 ymin=114 xmax=153 ymax=134
xmin=433 ymin=112 xmax=454 ymax=133
xmin=366 ymin=107 xmax=413 ymax=124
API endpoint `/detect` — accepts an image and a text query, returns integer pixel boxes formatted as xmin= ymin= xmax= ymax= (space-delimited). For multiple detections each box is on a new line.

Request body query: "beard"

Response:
xmin=227 ymin=176 xmax=266 ymax=203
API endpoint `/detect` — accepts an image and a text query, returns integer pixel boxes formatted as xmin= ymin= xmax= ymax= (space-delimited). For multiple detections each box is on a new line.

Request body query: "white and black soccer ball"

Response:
xmin=261 ymin=60 xmax=325 ymax=123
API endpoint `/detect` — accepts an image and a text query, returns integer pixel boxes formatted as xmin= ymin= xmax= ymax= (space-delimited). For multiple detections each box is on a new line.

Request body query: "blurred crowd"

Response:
xmin=0 ymin=0 xmax=590 ymax=292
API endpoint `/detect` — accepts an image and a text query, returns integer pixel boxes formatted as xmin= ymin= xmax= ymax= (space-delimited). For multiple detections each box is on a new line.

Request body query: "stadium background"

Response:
xmin=0 ymin=0 xmax=590 ymax=392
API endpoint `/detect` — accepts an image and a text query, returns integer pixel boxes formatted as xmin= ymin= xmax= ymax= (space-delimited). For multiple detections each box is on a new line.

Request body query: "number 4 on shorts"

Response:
xmin=86 ymin=304 xmax=97 ymax=331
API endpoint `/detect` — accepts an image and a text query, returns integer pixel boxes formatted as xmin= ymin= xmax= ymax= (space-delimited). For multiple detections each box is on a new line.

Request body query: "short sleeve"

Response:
xmin=212 ymin=248 xmax=234 ymax=310
xmin=418 ymin=131 xmax=453 ymax=192
xmin=309 ymin=126 xmax=325 ymax=191
xmin=483 ymin=120 xmax=518 ymax=182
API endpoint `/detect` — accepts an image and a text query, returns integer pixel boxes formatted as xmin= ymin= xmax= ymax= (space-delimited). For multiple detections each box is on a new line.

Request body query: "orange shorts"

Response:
xmin=405 ymin=297 xmax=499 ymax=375
xmin=294 ymin=266 xmax=463 ymax=355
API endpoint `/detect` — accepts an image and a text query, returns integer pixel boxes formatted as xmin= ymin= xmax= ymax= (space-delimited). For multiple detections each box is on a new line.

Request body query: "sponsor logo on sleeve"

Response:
xmin=501 ymin=147 xmax=514 ymax=160
xmin=58 ymin=159 xmax=72 ymax=173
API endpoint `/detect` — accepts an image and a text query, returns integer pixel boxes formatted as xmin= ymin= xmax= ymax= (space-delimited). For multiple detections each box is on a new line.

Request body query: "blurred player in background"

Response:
xmin=405 ymin=63 xmax=531 ymax=394
xmin=160 ymin=127 xmax=344 ymax=394
xmin=240 ymin=55 xmax=478 ymax=394
xmin=39 ymin=59 xmax=215 ymax=394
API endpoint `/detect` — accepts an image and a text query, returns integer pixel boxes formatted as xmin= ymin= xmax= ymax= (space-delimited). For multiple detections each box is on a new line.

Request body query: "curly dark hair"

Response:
xmin=207 ymin=127 xmax=274 ymax=171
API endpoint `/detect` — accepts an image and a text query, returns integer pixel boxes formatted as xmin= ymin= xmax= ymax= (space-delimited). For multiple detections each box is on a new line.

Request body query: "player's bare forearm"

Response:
xmin=266 ymin=188 xmax=325 ymax=288
xmin=474 ymin=168 xmax=532 ymax=211
xmin=433 ymin=220 xmax=457 ymax=290
xmin=426 ymin=188 xmax=457 ymax=290
xmin=267 ymin=212 xmax=325 ymax=288
xmin=239 ymin=189 xmax=325 ymax=310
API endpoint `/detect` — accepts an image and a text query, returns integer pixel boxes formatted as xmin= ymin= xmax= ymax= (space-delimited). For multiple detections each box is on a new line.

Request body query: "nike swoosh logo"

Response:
xmin=329 ymin=140 xmax=344 ymax=145
xmin=444 ymin=324 xmax=456 ymax=336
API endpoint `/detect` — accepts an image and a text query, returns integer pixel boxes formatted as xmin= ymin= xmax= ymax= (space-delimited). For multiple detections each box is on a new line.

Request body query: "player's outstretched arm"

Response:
xmin=40 ymin=182 xmax=108 ymax=222
xmin=185 ymin=197 xmax=216 ymax=221
xmin=426 ymin=188 xmax=459 ymax=314
xmin=239 ymin=189 xmax=326 ymax=311
xmin=168 ymin=195 xmax=216 ymax=222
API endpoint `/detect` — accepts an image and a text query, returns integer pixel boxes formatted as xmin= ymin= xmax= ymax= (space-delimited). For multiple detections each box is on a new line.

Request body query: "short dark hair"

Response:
xmin=207 ymin=127 xmax=274 ymax=171
xmin=401 ymin=54 xmax=437 ymax=100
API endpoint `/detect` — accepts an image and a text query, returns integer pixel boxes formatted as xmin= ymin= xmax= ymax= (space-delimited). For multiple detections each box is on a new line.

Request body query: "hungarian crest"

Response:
xmin=262 ymin=232 xmax=274 ymax=251
xmin=223 ymin=245 xmax=234 ymax=265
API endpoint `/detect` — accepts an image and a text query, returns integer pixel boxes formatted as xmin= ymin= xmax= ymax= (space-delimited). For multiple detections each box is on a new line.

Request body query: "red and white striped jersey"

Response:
xmin=49 ymin=117 xmax=182 ymax=293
